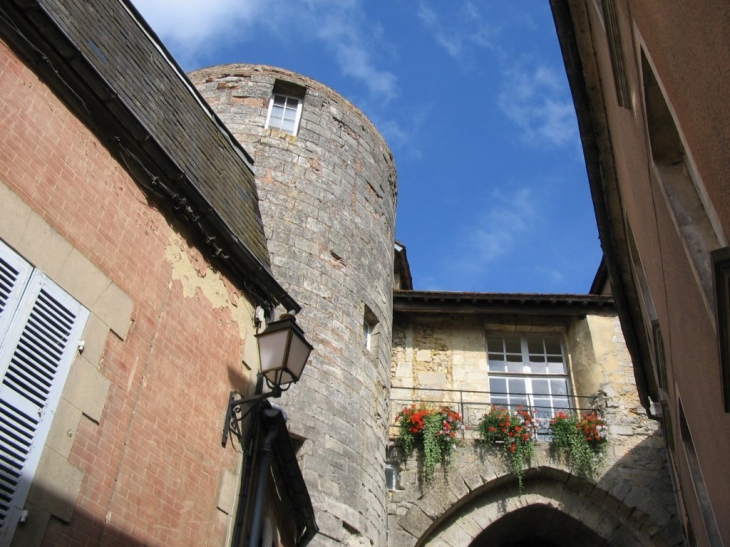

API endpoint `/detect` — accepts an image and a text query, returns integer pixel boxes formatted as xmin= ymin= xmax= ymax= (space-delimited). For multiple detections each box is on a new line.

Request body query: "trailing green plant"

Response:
xmin=550 ymin=411 xmax=607 ymax=479
xmin=477 ymin=405 xmax=538 ymax=490
xmin=396 ymin=403 xmax=464 ymax=480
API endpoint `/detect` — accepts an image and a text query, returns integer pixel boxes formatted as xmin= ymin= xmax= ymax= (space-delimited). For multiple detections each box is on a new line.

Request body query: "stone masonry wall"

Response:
xmin=190 ymin=65 xmax=398 ymax=547
xmin=0 ymin=43 xmax=260 ymax=547
xmin=388 ymin=311 xmax=681 ymax=546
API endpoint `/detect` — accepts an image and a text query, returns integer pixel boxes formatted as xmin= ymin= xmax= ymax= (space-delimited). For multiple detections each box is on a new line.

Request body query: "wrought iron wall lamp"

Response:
xmin=222 ymin=314 xmax=313 ymax=448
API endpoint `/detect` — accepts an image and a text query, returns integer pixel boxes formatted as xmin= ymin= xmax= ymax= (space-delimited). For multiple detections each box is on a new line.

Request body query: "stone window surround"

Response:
xmin=0 ymin=179 xmax=133 ymax=545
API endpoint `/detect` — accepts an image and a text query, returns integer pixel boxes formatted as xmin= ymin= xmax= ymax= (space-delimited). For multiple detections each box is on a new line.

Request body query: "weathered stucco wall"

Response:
xmin=190 ymin=64 xmax=397 ymax=547
xmin=388 ymin=311 xmax=680 ymax=546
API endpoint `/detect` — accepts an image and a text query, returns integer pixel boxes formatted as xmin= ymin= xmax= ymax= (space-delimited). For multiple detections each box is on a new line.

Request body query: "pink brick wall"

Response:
xmin=0 ymin=41 xmax=250 ymax=546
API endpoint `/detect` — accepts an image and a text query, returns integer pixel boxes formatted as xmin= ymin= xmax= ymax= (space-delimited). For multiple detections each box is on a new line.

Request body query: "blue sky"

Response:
xmin=131 ymin=0 xmax=601 ymax=294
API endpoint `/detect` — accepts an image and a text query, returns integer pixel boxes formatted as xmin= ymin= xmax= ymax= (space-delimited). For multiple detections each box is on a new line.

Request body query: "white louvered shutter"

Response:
xmin=0 ymin=247 xmax=88 ymax=546
xmin=0 ymin=241 xmax=33 ymax=346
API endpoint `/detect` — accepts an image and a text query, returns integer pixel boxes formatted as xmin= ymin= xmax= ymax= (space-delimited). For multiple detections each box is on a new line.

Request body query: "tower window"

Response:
xmin=385 ymin=460 xmax=399 ymax=491
xmin=363 ymin=304 xmax=379 ymax=352
xmin=265 ymin=80 xmax=306 ymax=136
xmin=266 ymin=95 xmax=301 ymax=135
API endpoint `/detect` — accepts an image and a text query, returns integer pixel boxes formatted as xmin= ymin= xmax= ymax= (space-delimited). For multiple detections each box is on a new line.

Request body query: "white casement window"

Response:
xmin=265 ymin=94 xmax=302 ymax=136
xmin=486 ymin=334 xmax=570 ymax=420
xmin=0 ymin=240 xmax=88 ymax=545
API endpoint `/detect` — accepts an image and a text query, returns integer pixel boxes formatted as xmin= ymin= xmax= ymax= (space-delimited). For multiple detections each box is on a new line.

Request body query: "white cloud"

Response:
xmin=469 ymin=187 xmax=534 ymax=263
xmin=131 ymin=0 xmax=397 ymax=100
xmin=132 ymin=0 xmax=268 ymax=53
xmin=371 ymin=102 xmax=433 ymax=159
xmin=498 ymin=65 xmax=577 ymax=148
xmin=416 ymin=0 xmax=498 ymax=60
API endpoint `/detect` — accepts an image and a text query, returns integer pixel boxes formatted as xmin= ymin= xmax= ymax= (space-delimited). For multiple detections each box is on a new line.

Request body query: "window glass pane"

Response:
xmin=281 ymin=119 xmax=295 ymax=133
xmin=273 ymin=95 xmax=286 ymax=105
xmin=489 ymin=377 xmax=507 ymax=394
xmin=553 ymin=398 xmax=570 ymax=411
xmin=551 ymin=379 xmax=568 ymax=396
xmin=284 ymin=109 xmax=297 ymax=121
xmin=507 ymin=360 xmax=524 ymax=373
xmin=487 ymin=336 xmax=502 ymax=348
xmin=532 ymin=397 xmax=552 ymax=409
xmin=506 ymin=354 xmax=522 ymax=362
xmin=385 ymin=465 xmax=396 ymax=490
xmin=533 ymin=400 xmax=553 ymax=420
xmin=508 ymin=378 xmax=526 ymax=394
xmin=527 ymin=338 xmax=544 ymax=355
xmin=488 ymin=360 xmax=507 ymax=372
xmin=504 ymin=338 xmax=521 ymax=354
xmin=532 ymin=379 xmax=549 ymax=395
xmin=511 ymin=397 xmax=529 ymax=409
xmin=528 ymin=362 xmax=549 ymax=374
xmin=491 ymin=396 xmax=509 ymax=408
xmin=547 ymin=362 xmax=566 ymax=374
xmin=545 ymin=338 xmax=561 ymax=354
xmin=270 ymin=105 xmax=284 ymax=120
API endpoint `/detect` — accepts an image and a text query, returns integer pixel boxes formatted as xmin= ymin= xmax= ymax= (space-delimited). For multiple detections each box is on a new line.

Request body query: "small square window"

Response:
xmin=266 ymin=94 xmax=301 ymax=135
xmin=265 ymin=80 xmax=306 ymax=136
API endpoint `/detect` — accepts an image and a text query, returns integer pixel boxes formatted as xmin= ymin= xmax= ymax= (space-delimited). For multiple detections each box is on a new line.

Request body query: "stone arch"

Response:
xmin=390 ymin=452 xmax=683 ymax=547
xmin=421 ymin=478 xmax=654 ymax=546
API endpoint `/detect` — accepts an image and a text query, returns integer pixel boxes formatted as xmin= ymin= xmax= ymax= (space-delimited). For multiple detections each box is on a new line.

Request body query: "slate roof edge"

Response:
xmin=393 ymin=289 xmax=615 ymax=315
xmin=1 ymin=0 xmax=300 ymax=313
xmin=116 ymin=0 xmax=255 ymax=169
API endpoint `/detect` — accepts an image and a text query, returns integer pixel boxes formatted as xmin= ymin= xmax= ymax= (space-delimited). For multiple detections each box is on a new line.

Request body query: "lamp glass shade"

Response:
xmin=258 ymin=329 xmax=289 ymax=380
xmin=256 ymin=317 xmax=313 ymax=389
xmin=285 ymin=332 xmax=313 ymax=381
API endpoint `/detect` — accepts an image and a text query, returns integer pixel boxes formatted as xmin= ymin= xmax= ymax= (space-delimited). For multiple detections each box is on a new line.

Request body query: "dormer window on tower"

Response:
xmin=265 ymin=80 xmax=306 ymax=136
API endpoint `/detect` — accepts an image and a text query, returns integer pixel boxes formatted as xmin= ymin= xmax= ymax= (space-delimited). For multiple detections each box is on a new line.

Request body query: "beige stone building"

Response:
xmin=386 ymin=286 xmax=681 ymax=546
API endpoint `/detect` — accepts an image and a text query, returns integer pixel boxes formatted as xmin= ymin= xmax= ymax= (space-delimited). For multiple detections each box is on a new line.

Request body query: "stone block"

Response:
xmin=18 ymin=213 xmax=73 ymax=277
xmin=399 ymin=507 xmax=433 ymax=538
xmin=93 ymin=282 xmax=133 ymax=340
xmin=45 ymin=399 xmax=82 ymax=459
xmin=217 ymin=468 xmax=239 ymax=515
xmin=0 ymin=179 xmax=31 ymax=249
xmin=80 ymin=313 xmax=110 ymax=369
xmin=436 ymin=519 xmax=476 ymax=547
xmin=63 ymin=356 xmax=111 ymax=423
xmin=418 ymin=371 xmax=446 ymax=387
xmin=611 ymin=425 xmax=634 ymax=436
xmin=55 ymin=249 xmax=111 ymax=310
xmin=26 ymin=449 xmax=84 ymax=522
xmin=415 ymin=350 xmax=431 ymax=362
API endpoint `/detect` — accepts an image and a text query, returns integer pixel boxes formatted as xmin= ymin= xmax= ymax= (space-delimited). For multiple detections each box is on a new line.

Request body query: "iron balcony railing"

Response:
xmin=390 ymin=386 xmax=604 ymax=440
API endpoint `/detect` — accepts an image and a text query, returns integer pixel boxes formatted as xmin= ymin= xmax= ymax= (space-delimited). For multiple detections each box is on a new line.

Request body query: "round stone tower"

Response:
xmin=189 ymin=65 xmax=397 ymax=546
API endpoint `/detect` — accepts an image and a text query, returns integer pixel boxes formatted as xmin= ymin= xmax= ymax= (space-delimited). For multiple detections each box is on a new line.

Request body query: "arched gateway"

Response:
xmin=388 ymin=445 xmax=683 ymax=547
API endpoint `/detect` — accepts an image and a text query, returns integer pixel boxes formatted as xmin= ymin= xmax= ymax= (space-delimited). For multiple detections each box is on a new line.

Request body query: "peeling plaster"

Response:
xmin=165 ymin=232 xmax=255 ymax=340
